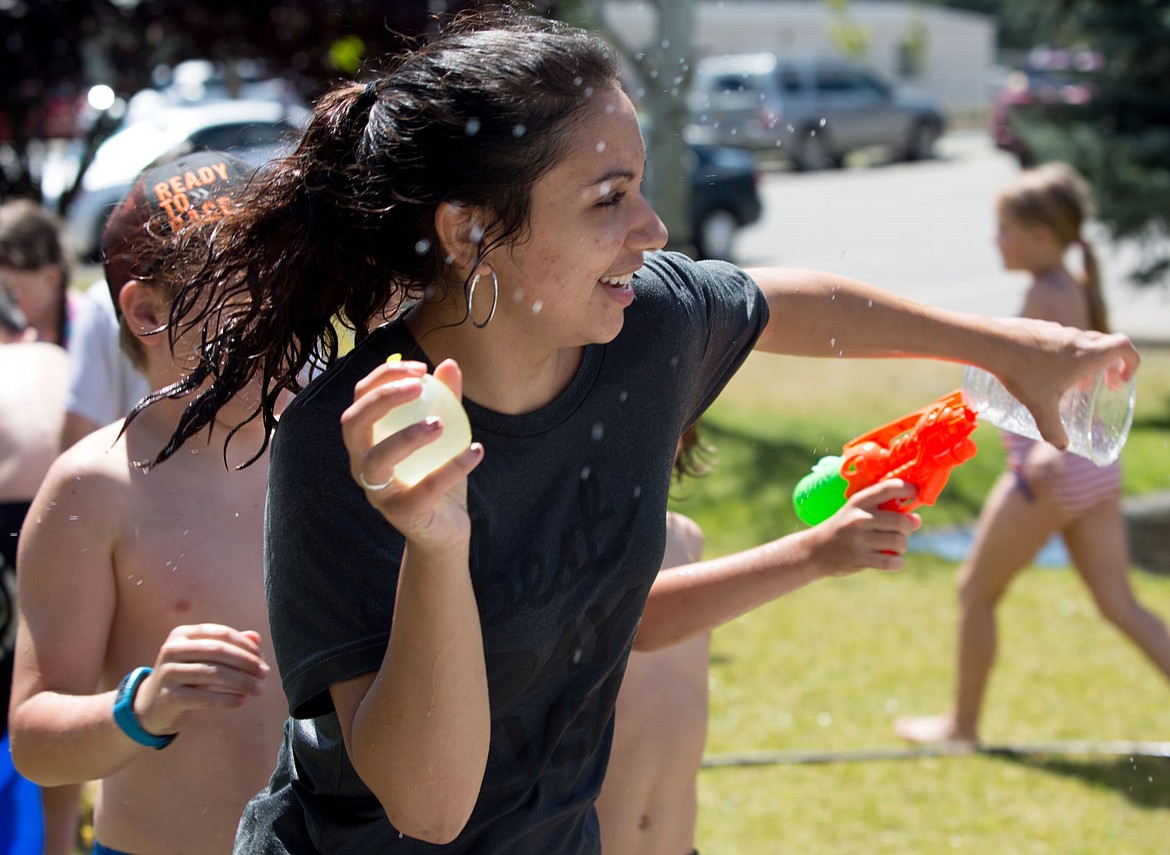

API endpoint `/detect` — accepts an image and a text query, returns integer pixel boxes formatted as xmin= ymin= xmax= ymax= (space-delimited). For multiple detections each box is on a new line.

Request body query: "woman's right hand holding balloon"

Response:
xmin=341 ymin=356 xmax=483 ymax=556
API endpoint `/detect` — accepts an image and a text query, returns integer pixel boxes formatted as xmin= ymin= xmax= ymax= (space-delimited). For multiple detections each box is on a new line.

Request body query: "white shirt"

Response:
xmin=64 ymin=283 xmax=150 ymax=427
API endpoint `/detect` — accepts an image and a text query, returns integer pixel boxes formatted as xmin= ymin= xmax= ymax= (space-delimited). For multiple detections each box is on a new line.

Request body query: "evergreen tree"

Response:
xmin=1011 ymin=0 xmax=1170 ymax=285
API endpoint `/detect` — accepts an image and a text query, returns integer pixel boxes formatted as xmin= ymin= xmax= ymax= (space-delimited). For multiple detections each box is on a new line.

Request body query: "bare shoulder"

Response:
xmin=0 ymin=340 xmax=69 ymax=376
xmin=0 ymin=342 xmax=69 ymax=432
xmin=45 ymin=420 xmax=133 ymax=486
xmin=664 ymin=510 xmax=705 ymax=568
xmin=25 ymin=421 xmax=132 ymax=544
xmin=1021 ymin=274 xmax=1088 ymax=329
xmin=0 ymin=343 xmax=70 ymax=499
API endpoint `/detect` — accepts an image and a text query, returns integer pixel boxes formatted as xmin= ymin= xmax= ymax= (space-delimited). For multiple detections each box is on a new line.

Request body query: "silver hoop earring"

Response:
xmin=468 ymin=268 xmax=499 ymax=329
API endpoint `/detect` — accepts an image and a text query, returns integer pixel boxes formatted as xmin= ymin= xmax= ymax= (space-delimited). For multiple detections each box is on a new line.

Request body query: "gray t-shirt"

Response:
xmin=235 ymin=251 xmax=769 ymax=853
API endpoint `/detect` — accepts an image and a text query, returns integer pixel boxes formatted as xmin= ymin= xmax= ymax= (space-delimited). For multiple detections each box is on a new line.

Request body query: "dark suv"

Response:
xmin=687 ymin=53 xmax=945 ymax=170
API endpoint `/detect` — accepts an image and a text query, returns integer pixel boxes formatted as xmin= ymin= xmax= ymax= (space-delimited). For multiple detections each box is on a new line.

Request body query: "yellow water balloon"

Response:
xmin=371 ymin=373 xmax=472 ymax=487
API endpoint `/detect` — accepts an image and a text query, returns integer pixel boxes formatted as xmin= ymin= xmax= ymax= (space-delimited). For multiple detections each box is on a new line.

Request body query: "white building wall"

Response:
xmin=602 ymin=1 xmax=996 ymax=113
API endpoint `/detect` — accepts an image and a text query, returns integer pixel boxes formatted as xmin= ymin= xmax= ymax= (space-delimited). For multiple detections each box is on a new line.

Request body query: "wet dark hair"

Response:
xmin=674 ymin=422 xmax=715 ymax=484
xmin=141 ymin=9 xmax=623 ymax=466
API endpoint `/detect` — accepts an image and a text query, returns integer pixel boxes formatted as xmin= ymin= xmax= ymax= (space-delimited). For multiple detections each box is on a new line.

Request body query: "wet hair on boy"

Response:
xmin=99 ymin=150 xmax=257 ymax=370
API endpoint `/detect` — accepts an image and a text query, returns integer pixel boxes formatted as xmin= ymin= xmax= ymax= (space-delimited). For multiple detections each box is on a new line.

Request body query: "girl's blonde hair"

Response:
xmin=997 ymin=162 xmax=1108 ymax=332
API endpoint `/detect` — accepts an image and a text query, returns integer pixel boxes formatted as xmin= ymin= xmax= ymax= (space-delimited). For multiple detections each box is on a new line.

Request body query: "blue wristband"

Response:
xmin=113 ymin=666 xmax=177 ymax=749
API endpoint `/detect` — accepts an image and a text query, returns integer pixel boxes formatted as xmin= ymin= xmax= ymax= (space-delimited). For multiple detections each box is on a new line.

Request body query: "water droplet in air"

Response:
xmin=465 ymin=117 xmax=481 ymax=136
xmin=580 ymin=466 xmax=591 ymax=480
xmin=531 ymin=300 xmax=543 ymax=314
xmin=592 ymin=422 xmax=605 ymax=441
xmin=414 ymin=239 xmax=430 ymax=255
xmin=512 ymin=123 xmax=526 ymax=137
xmin=595 ymin=141 xmax=606 ymax=153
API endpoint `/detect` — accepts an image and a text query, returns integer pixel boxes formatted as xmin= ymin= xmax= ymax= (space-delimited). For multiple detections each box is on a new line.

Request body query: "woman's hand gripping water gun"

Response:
xmin=793 ymin=390 xmax=979 ymax=526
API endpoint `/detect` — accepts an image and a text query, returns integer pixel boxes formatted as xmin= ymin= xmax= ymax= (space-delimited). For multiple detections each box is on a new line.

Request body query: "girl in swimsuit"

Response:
xmin=895 ymin=163 xmax=1170 ymax=746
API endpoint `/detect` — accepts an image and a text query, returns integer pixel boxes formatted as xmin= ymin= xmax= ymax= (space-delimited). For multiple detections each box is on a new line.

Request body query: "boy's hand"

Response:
xmin=807 ymin=480 xmax=923 ymax=575
xmin=136 ymin=624 xmax=271 ymax=737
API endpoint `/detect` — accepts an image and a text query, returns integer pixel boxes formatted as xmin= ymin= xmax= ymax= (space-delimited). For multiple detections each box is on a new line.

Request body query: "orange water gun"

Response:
xmin=792 ymin=390 xmax=979 ymax=526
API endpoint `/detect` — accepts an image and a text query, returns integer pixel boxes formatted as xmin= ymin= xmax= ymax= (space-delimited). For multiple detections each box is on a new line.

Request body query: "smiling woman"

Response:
xmin=127 ymin=8 xmax=1142 ymax=854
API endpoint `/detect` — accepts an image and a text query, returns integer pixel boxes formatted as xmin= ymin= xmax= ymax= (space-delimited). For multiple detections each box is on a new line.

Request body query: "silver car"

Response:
xmin=687 ymin=53 xmax=945 ymax=170
xmin=63 ymin=98 xmax=309 ymax=260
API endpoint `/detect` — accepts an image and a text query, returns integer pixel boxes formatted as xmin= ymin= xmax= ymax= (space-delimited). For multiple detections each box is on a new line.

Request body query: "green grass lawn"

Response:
xmin=672 ymin=350 xmax=1170 ymax=853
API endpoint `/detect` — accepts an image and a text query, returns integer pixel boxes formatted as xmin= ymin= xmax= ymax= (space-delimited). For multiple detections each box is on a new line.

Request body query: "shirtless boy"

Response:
xmin=595 ymin=506 xmax=708 ymax=855
xmin=8 ymin=151 xmax=287 ymax=855
xmin=596 ymin=425 xmax=918 ymax=854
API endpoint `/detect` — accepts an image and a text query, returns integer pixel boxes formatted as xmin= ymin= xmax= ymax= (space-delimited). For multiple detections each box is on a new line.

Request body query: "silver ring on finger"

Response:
xmin=358 ymin=470 xmax=392 ymax=492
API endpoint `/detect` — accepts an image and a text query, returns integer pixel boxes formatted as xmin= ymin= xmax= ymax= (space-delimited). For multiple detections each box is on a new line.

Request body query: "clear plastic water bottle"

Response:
xmin=961 ymin=365 xmax=1135 ymax=466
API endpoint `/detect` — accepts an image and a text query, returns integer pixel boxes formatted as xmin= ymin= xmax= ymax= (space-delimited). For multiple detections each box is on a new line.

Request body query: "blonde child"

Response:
xmin=8 ymin=152 xmax=287 ymax=855
xmin=895 ymin=163 xmax=1170 ymax=746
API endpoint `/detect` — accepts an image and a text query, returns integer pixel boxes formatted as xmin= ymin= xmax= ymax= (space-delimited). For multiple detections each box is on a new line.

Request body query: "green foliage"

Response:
xmin=825 ymin=0 xmax=873 ymax=60
xmin=1010 ymin=0 xmax=1170 ymax=285
xmin=696 ymin=562 xmax=1170 ymax=852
